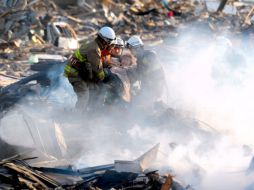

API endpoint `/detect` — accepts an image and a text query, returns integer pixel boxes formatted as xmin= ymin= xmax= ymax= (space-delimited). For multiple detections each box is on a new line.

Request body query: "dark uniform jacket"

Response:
xmin=64 ymin=38 xmax=105 ymax=82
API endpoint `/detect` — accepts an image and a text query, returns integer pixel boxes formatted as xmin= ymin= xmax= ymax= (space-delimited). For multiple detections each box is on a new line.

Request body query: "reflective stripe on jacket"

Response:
xmin=64 ymin=38 xmax=106 ymax=81
xmin=64 ymin=63 xmax=79 ymax=77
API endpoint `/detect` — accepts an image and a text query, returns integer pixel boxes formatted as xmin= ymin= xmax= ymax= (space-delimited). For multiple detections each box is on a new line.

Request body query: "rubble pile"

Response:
xmin=0 ymin=0 xmax=252 ymax=88
xmin=0 ymin=145 xmax=192 ymax=190
xmin=0 ymin=158 xmax=171 ymax=190
xmin=0 ymin=0 xmax=254 ymax=80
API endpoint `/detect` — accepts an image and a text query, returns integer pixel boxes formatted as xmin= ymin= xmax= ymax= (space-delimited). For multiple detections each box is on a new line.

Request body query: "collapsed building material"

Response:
xmin=46 ymin=22 xmax=79 ymax=49
xmin=0 ymin=60 xmax=66 ymax=114
xmin=115 ymin=143 xmax=159 ymax=173
xmin=0 ymin=0 xmax=253 ymax=67
xmin=0 ymin=158 xmax=62 ymax=189
xmin=2 ymin=0 xmax=27 ymax=10
xmin=0 ymin=145 xmax=190 ymax=190
xmin=0 ymin=9 xmax=39 ymax=41
xmin=217 ymin=0 xmax=229 ymax=12
xmin=0 ymin=137 xmax=33 ymax=160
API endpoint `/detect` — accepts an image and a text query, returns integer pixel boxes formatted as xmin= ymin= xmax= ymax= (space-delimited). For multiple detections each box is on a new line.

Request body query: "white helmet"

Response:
xmin=98 ymin=26 xmax=116 ymax=44
xmin=112 ymin=36 xmax=124 ymax=47
xmin=126 ymin=35 xmax=144 ymax=48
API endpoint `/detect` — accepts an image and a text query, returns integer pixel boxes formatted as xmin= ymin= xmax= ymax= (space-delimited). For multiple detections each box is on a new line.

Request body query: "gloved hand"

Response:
xmin=103 ymin=67 xmax=112 ymax=82
xmin=79 ymin=62 xmax=93 ymax=81
xmin=103 ymin=61 xmax=112 ymax=69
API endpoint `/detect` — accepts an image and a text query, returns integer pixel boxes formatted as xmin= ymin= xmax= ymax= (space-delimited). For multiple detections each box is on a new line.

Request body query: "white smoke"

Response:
xmin=152 ymin=29 xmax=254 ymax=189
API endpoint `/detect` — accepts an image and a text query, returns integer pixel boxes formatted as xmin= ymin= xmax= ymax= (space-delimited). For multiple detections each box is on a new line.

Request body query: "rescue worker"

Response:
xmin=64 ymin=26 xmax=116 ymax=111
xmin=126 ymin=35 xmax=166 ymax=104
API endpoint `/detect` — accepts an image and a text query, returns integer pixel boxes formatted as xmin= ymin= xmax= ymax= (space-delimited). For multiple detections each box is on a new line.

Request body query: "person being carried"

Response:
xmin=101 ymin=37 xmax=137 ymax=103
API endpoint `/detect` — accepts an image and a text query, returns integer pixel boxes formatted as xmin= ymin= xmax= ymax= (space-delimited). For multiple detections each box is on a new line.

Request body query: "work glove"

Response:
xmin=103 ymin=67 xmax=112 ymax=82
xmin=79 ymin=62 xmax=93 ymax=81
xmin=103 ymin=61 xmax=112 ymax=69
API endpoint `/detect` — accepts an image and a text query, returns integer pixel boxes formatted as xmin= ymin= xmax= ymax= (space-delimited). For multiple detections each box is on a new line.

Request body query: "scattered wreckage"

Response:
xmin=0 ymin=144 xmax=192 ymax=190
xmin=1 ymin=0 xmax=254 ymax=62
